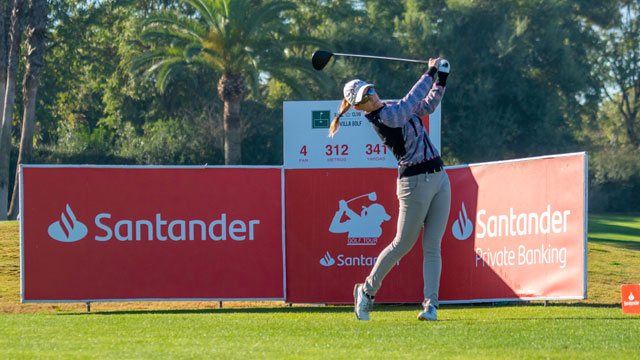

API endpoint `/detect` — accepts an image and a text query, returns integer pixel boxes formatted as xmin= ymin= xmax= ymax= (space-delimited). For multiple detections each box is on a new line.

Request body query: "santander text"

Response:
xmin=475 ymin=245 xmax=567 ymax=269
xmin=94 ymin=213 xmax=260 ymax=241
xmin=476 ymin=205 xmax=570 ymax=239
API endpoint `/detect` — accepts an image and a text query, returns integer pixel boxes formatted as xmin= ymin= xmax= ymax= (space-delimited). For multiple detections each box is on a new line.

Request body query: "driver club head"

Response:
xmin=312 ymin=50 xmax=334 ymax=70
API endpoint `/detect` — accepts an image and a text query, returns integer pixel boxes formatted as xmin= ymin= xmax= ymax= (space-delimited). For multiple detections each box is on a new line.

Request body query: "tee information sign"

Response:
xmin=283 ymin=101 xmax=441 ymax=169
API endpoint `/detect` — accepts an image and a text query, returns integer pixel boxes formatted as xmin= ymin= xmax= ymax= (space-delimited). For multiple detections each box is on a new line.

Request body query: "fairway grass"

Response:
xmin=1 ymin=215 xmax=640 ymax=358
xmin=2 ymin=306 xmax=639 ymax=359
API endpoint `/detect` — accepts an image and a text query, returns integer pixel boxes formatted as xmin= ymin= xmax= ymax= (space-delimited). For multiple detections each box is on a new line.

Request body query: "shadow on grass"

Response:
xmin=589 ymin=237 xmax=640 ymax=251
xmin=59 ymin=304 xmax=412 ymax=316
xmin=57 ymin=301 xmax=626 ymax=316
xmin=589 ymin=216 xmax=640 ymax=243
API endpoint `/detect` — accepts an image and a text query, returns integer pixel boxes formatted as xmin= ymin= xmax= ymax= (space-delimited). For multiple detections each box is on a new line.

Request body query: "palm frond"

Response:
xmin=184 ymin=43 xmax=204 ymax=59
xmin=199 ymin=47 xmax=226 ymax=72
xmin=191 ymin=56 xmax=224 ymax=73
xmin=141 ymin=28 xmax=198 ymax=48
xmin=129 ymin=0 xmax=328 ymax=102
xmin=142 ymin=11 xmax=207 ymax=43
xmin=182 ymin=0 xmax=219 ymax=26
xmin=203 ymin=26 xmax=226 ymax=57
xmin=156 ymin=59 xmax=187 ymax=93
xmin=127 ymin=48 xmax=183 ymax=75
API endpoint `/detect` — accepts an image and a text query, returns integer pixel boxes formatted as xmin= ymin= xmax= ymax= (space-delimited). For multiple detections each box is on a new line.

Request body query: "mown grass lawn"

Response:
xmin=1 ymin=305 xmax=639 ymax=359
xmin=1 ymin=215 xmax=639 ymax=359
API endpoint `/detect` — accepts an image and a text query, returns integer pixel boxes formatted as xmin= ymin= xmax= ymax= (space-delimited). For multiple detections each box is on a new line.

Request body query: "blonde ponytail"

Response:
xmin=329 ymin=99 xmax=351 ymax=138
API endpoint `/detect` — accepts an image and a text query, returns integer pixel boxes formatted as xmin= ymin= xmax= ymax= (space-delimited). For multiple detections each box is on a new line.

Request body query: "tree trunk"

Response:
xmin=223 ymin=100 xmax=242 ymax=165
xmin=8 ymin=0 xmax=45 ymax=219
xmin=0 ymin=1 xmax=10 ymax=131
xmin=218 ymin=73 xmax=246 ymax=165
xmin=0 ymin=0 xmax=24 ymax=220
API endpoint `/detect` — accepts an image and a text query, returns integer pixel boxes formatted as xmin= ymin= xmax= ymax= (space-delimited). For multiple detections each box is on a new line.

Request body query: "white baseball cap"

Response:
xmin=343 ymin=79 xmax=374 ymax=105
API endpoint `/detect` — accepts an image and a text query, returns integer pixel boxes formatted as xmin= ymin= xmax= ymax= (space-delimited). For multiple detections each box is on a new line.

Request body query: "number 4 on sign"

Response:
xmin=300 ymin=145 xmax=307 ymax=156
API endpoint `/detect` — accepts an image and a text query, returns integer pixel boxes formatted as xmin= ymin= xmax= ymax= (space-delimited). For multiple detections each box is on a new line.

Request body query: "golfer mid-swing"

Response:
xmin=329 ymin=57 xmax=450 ymax=321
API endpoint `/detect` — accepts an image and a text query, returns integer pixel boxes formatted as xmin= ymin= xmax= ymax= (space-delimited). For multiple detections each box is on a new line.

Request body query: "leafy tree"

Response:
xmin=594 ymin=1 xmax=640 ymax=148
xmin=392 ymin=0 xmax=609 ymax=163
xmin=129 ymin=0 xmax=325 ymax=164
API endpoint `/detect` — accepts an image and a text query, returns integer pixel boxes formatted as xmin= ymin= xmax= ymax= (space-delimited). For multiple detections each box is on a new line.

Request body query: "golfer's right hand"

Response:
xmin=429 ymin=57 xmax=442 ymax=69
xmin=339 ymin=200 xmax=347 ymax=210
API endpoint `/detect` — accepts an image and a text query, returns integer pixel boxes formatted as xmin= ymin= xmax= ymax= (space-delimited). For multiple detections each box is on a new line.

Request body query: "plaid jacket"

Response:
xmin=365 ymin=72 xmax=445 ymax=167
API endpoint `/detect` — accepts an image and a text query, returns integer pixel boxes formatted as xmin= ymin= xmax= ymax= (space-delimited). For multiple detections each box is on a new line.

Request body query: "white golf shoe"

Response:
xmin=417 ymin=303 xmax=437 ymax=321
xmin=353 ymin=283 xmax=374 ymax=321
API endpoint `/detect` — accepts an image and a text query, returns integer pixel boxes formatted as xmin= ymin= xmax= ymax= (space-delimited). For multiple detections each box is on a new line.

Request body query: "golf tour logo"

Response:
xmin=329 ymin=192 xmax=390 ymax=245
xmin=48 ymin=204 xmax=88 ymax=242
xmin=319 ymin=251 xmax=335 ymax=266
xmin=452 ymin=202 xmax=473 ymax=240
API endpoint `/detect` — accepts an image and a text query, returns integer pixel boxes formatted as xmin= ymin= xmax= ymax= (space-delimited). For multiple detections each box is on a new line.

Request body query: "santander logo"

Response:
xmin=319 ymin=251 xmax=335 ymax=267
xmin=452 ymin=202 xmax=473 ymax=240
xmin=48 ymin=205 xmax=261 ymax=243
xmin=48 ymin=204 xmax=88 ymax=242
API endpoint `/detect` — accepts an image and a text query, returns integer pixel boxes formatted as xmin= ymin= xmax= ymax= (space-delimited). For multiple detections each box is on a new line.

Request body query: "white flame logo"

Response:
xmin=630 ymin=292 xmax=635 ymax=301
xmin=319 ymin=251 xmax=335 ymax=267
xmin=452 ymin=202 xmax=474 ymax=240
xmin=47 ymin=204 xmax=88 ymax=242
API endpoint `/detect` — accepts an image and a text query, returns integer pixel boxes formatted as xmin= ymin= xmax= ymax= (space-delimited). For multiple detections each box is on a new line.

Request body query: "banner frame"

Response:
xmin=284 ymin=151 xmax=589 ymax=304
xmin=445 ymin=151 xmax=588 ymax=302
xmin=19 ymin=151 xmax=588 ymax=304
xmin=19 ymin=164 xmax=287 ymax=303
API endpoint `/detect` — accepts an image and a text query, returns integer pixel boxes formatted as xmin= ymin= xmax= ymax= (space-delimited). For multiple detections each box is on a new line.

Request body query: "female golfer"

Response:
xmin=329 ymin=58 xmax=450 ymax=321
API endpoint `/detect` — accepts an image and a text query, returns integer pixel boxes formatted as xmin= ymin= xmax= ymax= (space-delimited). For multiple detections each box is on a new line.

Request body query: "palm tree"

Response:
xmin=129 ymin=0 xmax=326 ymax=165
xmin=0 ymin=0 xmax=25 ymax=220
xmin=7 ymin=0 xmax=47 ymax=219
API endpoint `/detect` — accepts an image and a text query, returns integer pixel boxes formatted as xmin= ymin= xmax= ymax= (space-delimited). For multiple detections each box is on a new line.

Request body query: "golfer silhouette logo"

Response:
xmin=329 ymin=192 xmax=391 ymax=245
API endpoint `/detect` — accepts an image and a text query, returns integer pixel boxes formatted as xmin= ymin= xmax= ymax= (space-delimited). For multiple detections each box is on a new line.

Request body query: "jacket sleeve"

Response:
xmin=377 ymin=73 xmax=434 ymax=128
xmin=413 ymin=83 xmax=445 ymax=116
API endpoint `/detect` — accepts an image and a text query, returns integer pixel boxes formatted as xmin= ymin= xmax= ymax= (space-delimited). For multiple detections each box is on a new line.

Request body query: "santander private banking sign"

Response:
xmin=21 ymin=166 xmax=284 ymax=302
xmin=285 ymin=154 xmax=587 ymax=303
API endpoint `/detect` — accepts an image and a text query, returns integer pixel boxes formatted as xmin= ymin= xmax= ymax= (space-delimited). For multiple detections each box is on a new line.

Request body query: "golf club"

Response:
xmin=312 ymin=50 xmax=430 ymax=70
xmin=346 ymin=192 xmax=377 ymax=204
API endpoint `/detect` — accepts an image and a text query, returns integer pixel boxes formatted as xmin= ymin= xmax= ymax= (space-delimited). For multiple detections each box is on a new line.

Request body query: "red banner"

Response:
xmin=21 ymin=166 xmax=284 ymax=301
xmin=285 ymin=153 xmax=587 ymax=303
xmin=285 ymin=168 xmax=422 ymax=303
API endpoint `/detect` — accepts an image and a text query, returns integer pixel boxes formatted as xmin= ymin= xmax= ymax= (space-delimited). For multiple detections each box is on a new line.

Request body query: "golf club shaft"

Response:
xmin=333 ymin=52 xmax=429 ymax=65
xmin=346 ymin=193 xmax=375 ymax=203
xmin=346 ymin=195 xmax=366 ymax=204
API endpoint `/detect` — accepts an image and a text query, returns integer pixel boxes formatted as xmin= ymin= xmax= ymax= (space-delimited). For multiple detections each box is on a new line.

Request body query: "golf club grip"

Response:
xmin=333 ymin=52 xmax=430 ymax=64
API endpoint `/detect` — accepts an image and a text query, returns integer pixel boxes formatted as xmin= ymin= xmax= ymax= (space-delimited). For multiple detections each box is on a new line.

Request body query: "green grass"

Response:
xmin=588 ymin=214 xmax=640 ymax=249
xmin=1 ymin=215 xmax=640 ymax=359
xmin=1 ymin=306 xmax=638 ymax=358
